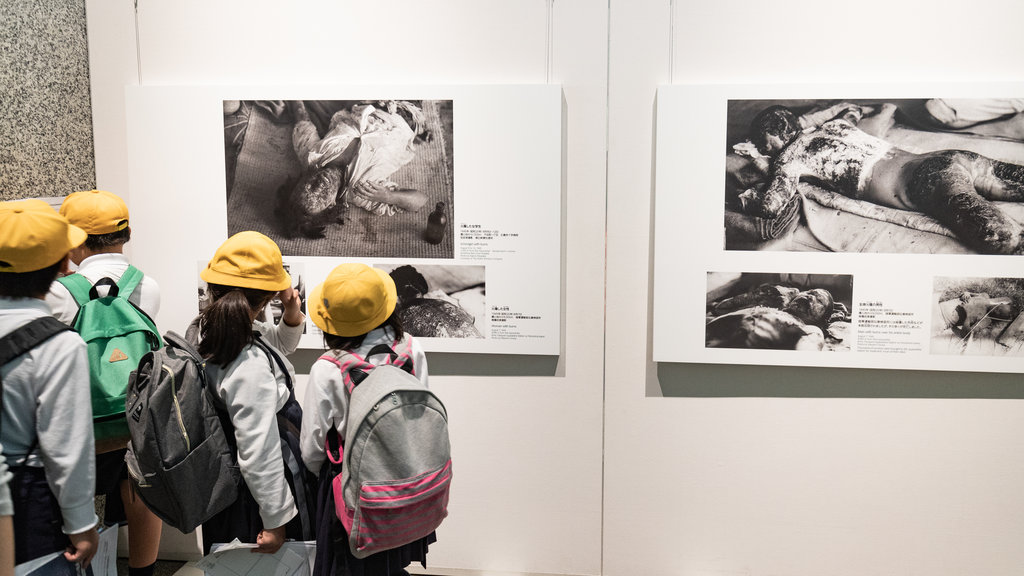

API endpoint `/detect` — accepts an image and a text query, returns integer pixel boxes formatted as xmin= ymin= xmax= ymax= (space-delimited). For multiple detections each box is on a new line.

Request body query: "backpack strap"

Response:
xmin=319 ymin=336 xmax=416 ymax=393
xmin=115 ymin=265 xmax=145 ymax=299
xmin=0 ymin=317 xmax=70 ymax=368
xmin=252 ymin=335 xmax=294 ymax=392
xmin=56 ymin=273 xmax=93 ymax=308
xmin=57 ymin=265 xmax=145 ymax=307
xmin=0 ymin=317 xmax=71 ymax=444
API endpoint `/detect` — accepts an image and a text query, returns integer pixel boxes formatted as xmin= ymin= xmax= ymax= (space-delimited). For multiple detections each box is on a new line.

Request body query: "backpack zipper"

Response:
xmin=165 ymin=364 xmax=191 ymax=452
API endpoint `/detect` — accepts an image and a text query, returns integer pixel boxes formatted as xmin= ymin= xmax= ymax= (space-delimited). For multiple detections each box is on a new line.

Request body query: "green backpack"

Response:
xmin=58 ymin=266 xmax=162 ymax=443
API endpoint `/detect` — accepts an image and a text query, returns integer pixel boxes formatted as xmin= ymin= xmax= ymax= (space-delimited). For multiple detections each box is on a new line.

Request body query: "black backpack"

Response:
xmin=124 ymin=329 xmax=315 ymax=538
xmin=124 ymin=331 xmax=240 ymax=533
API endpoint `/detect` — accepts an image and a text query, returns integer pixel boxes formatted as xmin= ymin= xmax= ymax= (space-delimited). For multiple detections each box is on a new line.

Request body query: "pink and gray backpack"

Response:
xmin=321 ymin=340 xmax=452 ymax=559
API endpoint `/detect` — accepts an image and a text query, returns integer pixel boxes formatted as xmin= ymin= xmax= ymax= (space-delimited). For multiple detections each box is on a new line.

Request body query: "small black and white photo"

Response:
xmin=705 ymin=272 xmax=854 ymax=351
xmin=198 ymin=260 xmax=308 ymax=333
xmin=223 ymin=99 xmax=454 ymax=259
xmin=932 ymin=276 xmax=1024 ymax=356
xmin=724 ymin=98 xmax=1024 ymax=254
xmin=376 ymin=263 xmax=486 ymax=339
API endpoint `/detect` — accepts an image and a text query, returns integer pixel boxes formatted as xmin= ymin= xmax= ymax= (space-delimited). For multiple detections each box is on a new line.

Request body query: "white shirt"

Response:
xmin=46 ymin=253 xmax=161 ymax=324
xmin=299 ymin=328 xmax=428 ymax=475
xmin=0 ymin=298 xmax=98 ymax=534
xmin=203 ymin=319 xmax=302 ymax=530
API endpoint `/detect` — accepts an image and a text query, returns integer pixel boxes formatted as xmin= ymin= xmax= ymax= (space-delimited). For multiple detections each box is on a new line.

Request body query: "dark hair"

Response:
xmin=0 ymin=259 xmax=65 ymax=298
xmin=198 ymin=283 xmax=277 ymax=365
xmin=83 ymin=227 xmax=131 ymax=251
xmin=749 ymin=105 xmax=800 ymax=155
xmin=323 ymin=313 xmax=405 ymax=352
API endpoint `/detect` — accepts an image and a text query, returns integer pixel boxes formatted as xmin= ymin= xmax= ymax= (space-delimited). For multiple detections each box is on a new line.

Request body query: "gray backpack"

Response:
xmin=124 ymin=331 xmax=240 ymax=533
xmin=327 ymin=342 xmax=452 ymax=559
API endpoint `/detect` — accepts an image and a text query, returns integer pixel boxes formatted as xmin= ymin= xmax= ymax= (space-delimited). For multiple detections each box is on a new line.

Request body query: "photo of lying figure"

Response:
xmin=932 ymin=276 xmax=1024 ymax=356
xmin=223 ymin=99 xmax=454 ymax=259
xmin=705 ymin=272 xmax=853 ymax=351
xmin=380 ymin=263 xmax=486 ymax=339
xmin=725 ymin=98 xmax=1024 ymax=254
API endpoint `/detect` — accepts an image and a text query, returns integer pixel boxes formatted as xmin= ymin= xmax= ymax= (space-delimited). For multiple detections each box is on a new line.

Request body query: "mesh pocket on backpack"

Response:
xmin=350 ymin=459 xmax=452 ymax=556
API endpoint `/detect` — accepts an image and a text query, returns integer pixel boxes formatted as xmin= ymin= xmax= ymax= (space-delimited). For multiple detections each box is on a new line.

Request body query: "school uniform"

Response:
xmin=0 ymin=297 xmax=98 ymax=564
xmin=45 ymin=253 xmax=161 ymax=325
xmin=300 ymin=327 xmax=434 ymax=576
xmin=200 ymin=318 xmax=304 ymax=553
xmin=46 ymin=252 xmax=163 ymax=523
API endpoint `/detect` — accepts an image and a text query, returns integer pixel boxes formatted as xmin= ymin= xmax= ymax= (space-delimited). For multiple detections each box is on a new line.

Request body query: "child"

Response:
xmin=0 ymin=199 xmax=99 ymax=568
xmin=196 ymin=231 xmax=308 ymax=554
xmin=300 ymin=263 xmax=434 ymax=576
xmin=45 ymin=189 xmax=164 ymax=576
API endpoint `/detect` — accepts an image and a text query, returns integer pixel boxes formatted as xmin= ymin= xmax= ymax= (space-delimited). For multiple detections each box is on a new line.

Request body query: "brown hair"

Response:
xmin=83 ymin=227 xmax=131 ymax=251
xmin=324 ymin=313 xmax=405 ymax=352
xmin=0 ymin=259 xmax=64 ymax=298
xmin=198 ymin=283 xmax=277 ymax=365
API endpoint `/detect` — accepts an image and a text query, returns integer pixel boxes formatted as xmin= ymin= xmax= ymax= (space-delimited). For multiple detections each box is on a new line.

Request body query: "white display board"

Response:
xmin=126 ymin=84 xmax=562 ymax=354
xmin=653 ymin=83 xmax=1024 ymax=373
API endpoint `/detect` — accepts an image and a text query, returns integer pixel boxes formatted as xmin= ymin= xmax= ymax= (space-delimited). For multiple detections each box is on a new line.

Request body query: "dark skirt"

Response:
xmin=313 ymin=459 xmax=434 ymax=576
xmin=11 ymin=465 xmax=70 ymax=564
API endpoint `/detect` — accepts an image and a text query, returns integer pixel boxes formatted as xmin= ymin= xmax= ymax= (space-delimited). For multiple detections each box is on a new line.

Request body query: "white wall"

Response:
xmin=604 ymin=1 xmax=1024 ymax=576
xmin=83 ymin=0 xmax=1024 ymax=575
xmin=86 ymin=1 xmax=606 ymax=574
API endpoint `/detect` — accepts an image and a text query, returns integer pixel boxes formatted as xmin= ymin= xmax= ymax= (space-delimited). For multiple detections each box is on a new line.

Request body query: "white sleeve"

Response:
xmin=35 ymin=333 xmax=98 ymax=534
xmin=217 ymin=348 xmax=298 ymax=530
xmin=254 ymin=318 xmax=303 ymax=355
xmin=299 ymin=358 xmax=348 ymax=475
xmin=44 ymin=281 xmax=79 ymax=325
xmin=409 ymin=336 xmax=429 ymax=387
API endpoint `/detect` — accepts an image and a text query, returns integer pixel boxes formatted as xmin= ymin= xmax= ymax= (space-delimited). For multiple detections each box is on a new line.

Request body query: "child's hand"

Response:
xmin=278 ymin=287 xmax=305 ymax=327
xmin=253 ymin=526 xmax=286 ymax=554
xmin=64 ymin=527 xmax=99 ymax=569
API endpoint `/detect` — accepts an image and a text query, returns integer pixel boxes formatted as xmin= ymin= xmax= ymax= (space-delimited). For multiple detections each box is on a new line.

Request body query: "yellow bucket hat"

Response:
xmin=310 ymin=263 xmax=397 ymax=337
xmin=60 ymin=189 xmax=131 ymax=235
xmin=0 ymin=199 xmax=87 ymax=272
xmin=200 ymin=231 xmax=291 ymax=291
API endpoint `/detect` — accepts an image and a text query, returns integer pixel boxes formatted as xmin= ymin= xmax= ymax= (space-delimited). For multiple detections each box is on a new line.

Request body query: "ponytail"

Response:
xmin=199 ymin=284 xmax=276 ymax=364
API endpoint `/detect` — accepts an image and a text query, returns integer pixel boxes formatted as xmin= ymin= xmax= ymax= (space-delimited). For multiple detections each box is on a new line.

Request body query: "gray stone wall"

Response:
xmin=1 ymin=0 xmax=95 ymax=201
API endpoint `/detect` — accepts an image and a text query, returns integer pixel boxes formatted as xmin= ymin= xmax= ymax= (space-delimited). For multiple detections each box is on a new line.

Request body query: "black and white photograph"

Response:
xmin=723 ymin=98 xmax=1024 ymax=254
xmin=931 ymin=276 xmax=1024 ymax=357
xmin=223 ymin=99 xmax=455 ymax=259
xmin=376 ymin=263 xmax=486 ymax=339
xmin=705 ymin=272 xmax=854 ymax=351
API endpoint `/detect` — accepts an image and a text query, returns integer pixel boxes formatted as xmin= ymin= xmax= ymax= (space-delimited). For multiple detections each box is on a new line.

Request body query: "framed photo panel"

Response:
xmin=653 ymin=83 xmax=1024 ymax=373
xmin=126 ymin=84 xmax=562 ymax=355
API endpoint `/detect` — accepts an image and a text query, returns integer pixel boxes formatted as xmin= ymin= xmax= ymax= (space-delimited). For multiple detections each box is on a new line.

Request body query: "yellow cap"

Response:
xmin=310 ymin=263 xmax=397 ymax=337
xmin=0 ymin=199 xmax=87 ymax=272
xmin=200 ymin=231 xmax=291 ymax=292
xmin=60 ymin=189 xmax=130 ymax=235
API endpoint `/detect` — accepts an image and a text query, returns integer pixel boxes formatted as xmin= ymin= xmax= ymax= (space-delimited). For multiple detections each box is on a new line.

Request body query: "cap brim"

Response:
xmin=67 ymin=224 xmax=87 ymax=250
xmin=200 ymin=266 xmax=291 ymax=292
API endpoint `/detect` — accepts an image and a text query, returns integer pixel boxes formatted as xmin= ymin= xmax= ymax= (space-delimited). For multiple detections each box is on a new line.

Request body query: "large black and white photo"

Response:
xmin=223 ymin=99 xmax=455 ymax=259
xmin=724 ymin=98 xmax=1024 ymax=254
